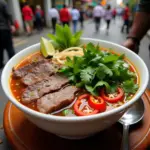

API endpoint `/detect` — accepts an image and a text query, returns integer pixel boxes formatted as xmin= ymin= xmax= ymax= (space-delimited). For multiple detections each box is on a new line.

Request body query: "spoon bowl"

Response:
xmin=119 ymin=99 xmax=144 ymax=125
xmin=119 ymin=98 xmax=145 ymax=150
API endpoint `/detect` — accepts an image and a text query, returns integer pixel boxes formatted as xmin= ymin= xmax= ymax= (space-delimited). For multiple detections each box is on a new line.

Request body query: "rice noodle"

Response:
xmin=52 ymin=47 xmax=83 ymax=65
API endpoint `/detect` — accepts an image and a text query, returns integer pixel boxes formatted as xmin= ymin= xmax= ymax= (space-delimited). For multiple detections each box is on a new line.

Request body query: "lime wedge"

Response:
xmin=40 ymin=37 xmax=55 ymax=58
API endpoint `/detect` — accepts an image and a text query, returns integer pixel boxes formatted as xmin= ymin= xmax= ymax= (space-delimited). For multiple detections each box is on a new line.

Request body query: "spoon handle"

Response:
xmin=121 ymin=124 xmax=129 ymax=150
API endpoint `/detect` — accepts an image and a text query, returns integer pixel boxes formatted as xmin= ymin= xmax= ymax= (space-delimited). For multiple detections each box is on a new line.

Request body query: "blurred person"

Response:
xmin=116 ymin=7 xmax=123 ymax=19
xmin=123 ymin=0 xmax=150 ymax=54
xmin=60 ymin=4 xmax=71 ymax=26
xmin=71 ymin=6 xmax=80 ymax=33
xmin=104 ymin=4 xmax=112 ymax=35
xmin=93 ymin=4 xmax=104 ymax=32
xmin=112 ymin=7 xmax=117 ymax=22
xmin=79 ymin=7 xmax=85 ymax=29
xmin=49 ymin=5 xmax=59 ymax=34
xmin=22 ymin=2 xmax=34 ymax=35
xmin=121 ymin=3 xmax=130 ymax=34
xmin=0 ymin=0 xmax=15 ymax=69
xmin=35 ymin=5 xmax=44 ymax=31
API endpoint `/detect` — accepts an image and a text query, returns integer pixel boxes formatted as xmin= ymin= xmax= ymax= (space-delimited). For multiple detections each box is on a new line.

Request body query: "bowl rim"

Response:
xmin=1 ymin=38 xmax=149 ymax=122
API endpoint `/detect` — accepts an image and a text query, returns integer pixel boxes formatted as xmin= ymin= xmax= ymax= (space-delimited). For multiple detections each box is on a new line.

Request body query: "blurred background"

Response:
xmin=1 ymin=0 xmax=150 ymax=149
xmin=6 ymin=0 xmax=138 ymax=34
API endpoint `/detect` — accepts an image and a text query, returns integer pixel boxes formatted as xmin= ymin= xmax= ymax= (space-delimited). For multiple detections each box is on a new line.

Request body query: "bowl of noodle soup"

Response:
xmin=1 ymin=38 xmax=149 ymax=139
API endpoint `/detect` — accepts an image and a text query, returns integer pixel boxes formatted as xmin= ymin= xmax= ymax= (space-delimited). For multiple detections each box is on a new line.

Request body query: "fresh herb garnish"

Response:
xmin=121 ymin=80 xmax=139 ymax=94
xmin=60 ymin=43 xmax=139 ymax=96
xmin=47 ymin=24 xmax=82 ymax=50
xmin=62 ymin=109 xmax=74 ymax=116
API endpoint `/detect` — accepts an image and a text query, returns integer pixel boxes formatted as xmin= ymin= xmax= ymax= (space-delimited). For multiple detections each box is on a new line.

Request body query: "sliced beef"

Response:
xmin=37 ymin=86 xmax=79 ymax=114
xmin=21 ymin=74 xmax=69 ymax=104
xmin=21 ymin=62 xmax=60 ymax=85
xmin=12 ymin=59 xmax=47 ymax=78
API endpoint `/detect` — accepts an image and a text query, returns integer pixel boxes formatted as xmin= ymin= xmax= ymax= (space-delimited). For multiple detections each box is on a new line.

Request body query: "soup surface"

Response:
xmin=10 ymin=45 xmax=139 ymax=117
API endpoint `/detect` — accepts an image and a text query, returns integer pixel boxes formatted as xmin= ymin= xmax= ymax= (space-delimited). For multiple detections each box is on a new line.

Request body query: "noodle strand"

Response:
xmin=52 ymin=47 xmax=83 ymax=65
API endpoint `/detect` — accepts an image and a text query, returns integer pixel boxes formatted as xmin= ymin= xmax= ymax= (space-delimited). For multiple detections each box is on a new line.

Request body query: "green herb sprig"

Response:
xmin=47 ymin=24 xmax=82 ymax=50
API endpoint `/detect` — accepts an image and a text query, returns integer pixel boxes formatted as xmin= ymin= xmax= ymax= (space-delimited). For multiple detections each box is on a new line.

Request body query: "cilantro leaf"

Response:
xmin=73 ymin=56 xmax=84 ymax=74
xmin=111 ymin=60 xmax=136 ymax=81
xmin=102 ymin=55 xmax=119 ymax=63
xmin=80 ymin=67 xmax=96 ymax=84
xmin=85 ymin=43 xmax=101 ymax=57
xmin=65 ymin=57 xmax=73 ymax=68
xmin=88 ymin=55 xmax=102 ymax=66
xmin=96 ymin=63 xmax=113 ymax=80
xmin=109 ymin=83 xmax=118 ymax=93
xmin=94 ymin=81 xmax=110 ymax=93
xmin=118 ymin=54 xmax=125 ymax=59
xmin=86 ymin=43 xmax=96 ymax=52
xmin=76 ymin=82 xmax=84 ymax=88
xmin=85 ymin=85 xmax=98 ymax=96
xmin=122 ymin=80 xmax=139 ymax=94
xmin=96 ymin=68 xmax=106 ymax=80
xmin=59 ymin=66 xmax=71 ymax=75
xmin=68 ymin=75 xmax=77 ymax=83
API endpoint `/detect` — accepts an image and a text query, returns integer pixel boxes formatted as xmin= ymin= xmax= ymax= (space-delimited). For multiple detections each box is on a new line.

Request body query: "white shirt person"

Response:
xmin=48 ymin=6 xmax=59 ymax=34
xmin=93 ymin=4 xmax=104 ymax=32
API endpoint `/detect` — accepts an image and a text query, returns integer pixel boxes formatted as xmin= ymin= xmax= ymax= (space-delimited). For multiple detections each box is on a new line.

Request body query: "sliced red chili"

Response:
xmin=74 ymin=94 xmax=99 ymax=116
xmin=100 ymin=87 xmax=124 ymax=103
xmin=88 ymin=96 xmax=106 ymax=112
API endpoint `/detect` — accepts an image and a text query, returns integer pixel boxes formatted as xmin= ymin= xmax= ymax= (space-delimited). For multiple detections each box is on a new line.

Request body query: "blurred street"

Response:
xmin=0 ymin=18 xmax=150 ymax=149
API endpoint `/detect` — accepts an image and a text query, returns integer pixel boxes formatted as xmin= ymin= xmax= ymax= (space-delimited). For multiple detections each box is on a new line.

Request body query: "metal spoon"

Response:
xmin=118 ymin=98 xmax=145 ymax=150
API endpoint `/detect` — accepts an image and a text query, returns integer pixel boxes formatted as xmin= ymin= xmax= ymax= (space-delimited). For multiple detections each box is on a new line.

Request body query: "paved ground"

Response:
xmin=0 ymin=18 xmax=150 ymax=149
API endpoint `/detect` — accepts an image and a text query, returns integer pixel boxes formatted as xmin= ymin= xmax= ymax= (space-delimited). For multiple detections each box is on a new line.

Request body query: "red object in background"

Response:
xmin=14 ymin=20 xmax=19 ymax=30
xmin=22 ymin=6 xmax=33 ymax=21
xmin=123 ymin=7 xmax=129 ymax=20
xmin=60 ymin=8 xmax=71 ymax=22
xmin=112 ymin=9 xmax=117 ymax=16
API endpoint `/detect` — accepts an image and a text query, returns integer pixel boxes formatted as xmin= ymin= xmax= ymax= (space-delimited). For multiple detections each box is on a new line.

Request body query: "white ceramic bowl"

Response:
xmin=1 ymin=38 xmax=149 ymax=139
